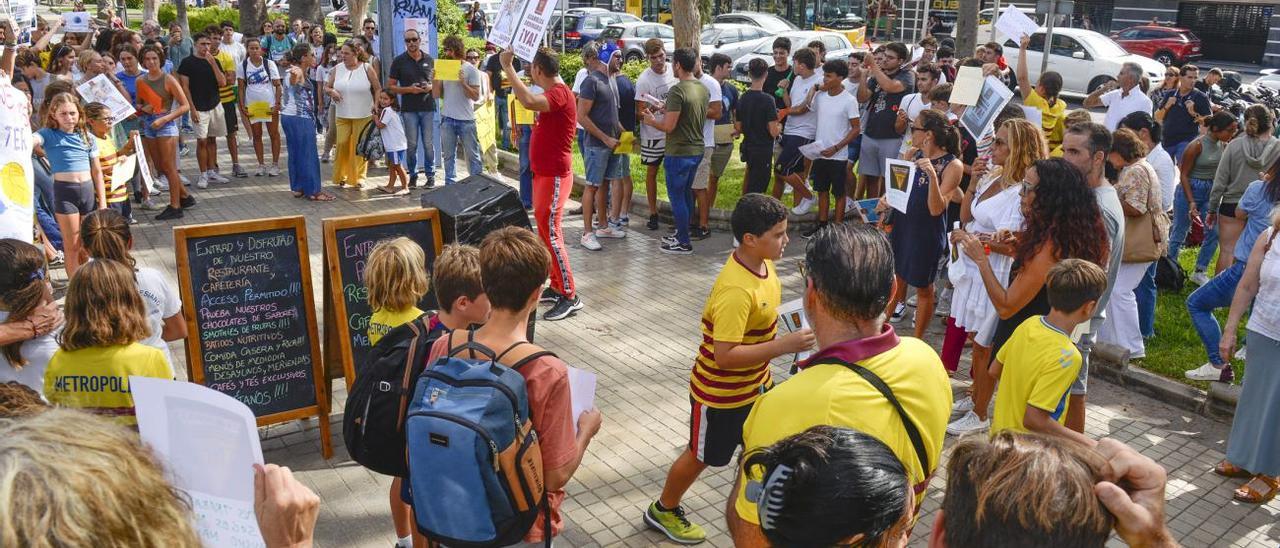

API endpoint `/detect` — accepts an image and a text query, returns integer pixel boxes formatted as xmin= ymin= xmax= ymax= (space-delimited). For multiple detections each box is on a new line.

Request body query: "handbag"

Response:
xmin=1122 ymin=174 xmax=1169 ymax=263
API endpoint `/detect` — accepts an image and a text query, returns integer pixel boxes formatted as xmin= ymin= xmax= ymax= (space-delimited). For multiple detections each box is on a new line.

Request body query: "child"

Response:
xmin=645 ymin=194 xmax=815 ymax=543
xmin=0 ymin=240 xmax=60 ymax=397
xmin=375 ymin=90 xmax=410 ymax=196
xmin=42 ymin=259 xmax=171 ymax=426
xmin=417 ymin=227 xmax=602 ymax=547
xmin=84 ymin=102 xmax=135 ymax=224
xmin=1015 ymin=35 xmax=1066 ymax=149
xmin=735 ymin=58 xmax=780 ymax=196
xmin=80 ymin=209 xmax=187 ymax=375
xmin=803 ymin=59 xmax=861 ymax=238
xmin=427 ymin=244 xmax=491 ymax=340
xmin=989 ymin=258 xmax=1107 ymax=447
xmin=363 ymin=236 xmax=430 ymax=548
xmin=35 ymin=92 xmax=105 ymax=276
xmin=237 ymin=37 xmax=284 ymax=177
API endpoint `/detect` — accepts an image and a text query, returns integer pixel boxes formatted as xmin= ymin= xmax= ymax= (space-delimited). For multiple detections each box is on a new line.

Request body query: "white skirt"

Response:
xmin=950 ymin=252 xmax=1014 ymax=346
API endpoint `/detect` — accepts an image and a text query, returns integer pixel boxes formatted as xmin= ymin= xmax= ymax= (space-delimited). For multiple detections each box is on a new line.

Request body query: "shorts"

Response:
xmin=385 ymin=149 xmax=405 ymax=165
xmin=583 ymin=145 xmax=623 ymax=186
xmin=616 ymin=154 xmax=631 ymax=178
xmin=222 ymin=101 xmax=239 ymax=133
xmin=140 ymin=114 xmax=179 ymax=138
xmin=54 ymin=180 xmax=96 ymax=215
xmin=710 ymin=143 xmax=733 ymax=177
xmin=776 ymin=134 xmax=812 ymax=176
xmin=640 ymin=138 xmax=665 ymax=166
xmin=1219 ymin=202 xmax=1238 ymax=217
xmin=194 ymin=104 xmax=228 ymax=139
xmin=858 ymin=136 xmax=904 ymax=177
xmin=688 ymin=396 xmax=754 ymax=467
xmin=692 ymin=147 xmax=715 ymax=190
xmin=811 ymin=158 xmax=848 ymax=197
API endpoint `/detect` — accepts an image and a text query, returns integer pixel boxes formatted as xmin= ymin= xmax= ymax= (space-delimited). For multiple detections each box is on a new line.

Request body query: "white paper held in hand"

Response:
xmin=995 ymin=5 xmax=1041 ymax=43
xmin=883 ymin=158 xmax=916 ymax=214
xmin=950 ymin=66 xmax=984 ymax=106
xmin=777 ymin=298 xmax=813 ymax=362
xmin=131 ymin=377 xmax=266 ymax=548
xmin=566 ymin=366 xmax=597 ymax=434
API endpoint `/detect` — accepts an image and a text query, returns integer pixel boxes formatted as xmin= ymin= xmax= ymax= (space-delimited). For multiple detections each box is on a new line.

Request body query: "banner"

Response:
xmin=77 ymin=74 xmax=135 ymax=127
xmin=390 ymin=0 xmax=439 ymax=59
xmin=477 ymin=99 xmax=496 ymax=155
xmin=0 ymin=84 xmax=34 ymax=243
xmin=484 ymin=0 xmax=557 ymax=61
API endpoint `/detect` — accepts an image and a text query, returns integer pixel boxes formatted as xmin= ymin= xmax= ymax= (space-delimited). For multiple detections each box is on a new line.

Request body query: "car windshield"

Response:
xmin=1078 ymin=33 xmax=1129 ymax=58
xmin=551 ymin=15 xmax=581 ymax=31
xmin=601 ymin=26 xmax=623 ymax=40
xmin=701 ymin=28 xmax=721 ymax=43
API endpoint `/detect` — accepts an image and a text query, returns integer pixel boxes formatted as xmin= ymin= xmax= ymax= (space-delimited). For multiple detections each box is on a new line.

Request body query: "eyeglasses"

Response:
xmin=405 ymin=37 xmax=419 ymax=43
xmin=1019 ymin=180 xmax=1036 ymax=196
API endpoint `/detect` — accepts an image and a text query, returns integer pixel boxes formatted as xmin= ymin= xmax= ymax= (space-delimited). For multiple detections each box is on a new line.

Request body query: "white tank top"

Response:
xmin=333 ymin=62 xmax=373 ymax=119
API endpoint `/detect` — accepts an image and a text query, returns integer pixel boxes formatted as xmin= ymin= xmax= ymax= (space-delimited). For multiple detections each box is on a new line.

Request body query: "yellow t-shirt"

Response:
xmin=368 ymin=307 xmax=424 ymax=346
xmin=734 ymin=335 xmax=951 ymax=523
xmin=991 ymin=316 xmax=1081 ymax=436
xmin=1024 ymin=89 xmax=1066 ymax=145
xmin=215 ymin=50 xmax=237 ymax=104
xmin=691 ymin=254 xmax=780 ymax=409
xmin=43 ymin=342 xmax=171 ymax=426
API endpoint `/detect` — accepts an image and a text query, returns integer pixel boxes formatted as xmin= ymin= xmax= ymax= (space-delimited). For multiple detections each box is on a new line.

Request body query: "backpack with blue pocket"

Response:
xmin=406 ymin=329 xmax=553 ymax=547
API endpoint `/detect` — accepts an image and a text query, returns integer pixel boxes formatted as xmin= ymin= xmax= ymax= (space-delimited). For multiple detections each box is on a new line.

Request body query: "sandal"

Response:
xmin=292 ymin=191 xmax=304 ymax=198
xmin=1233 ymin=475 xmax=1280 ymax=504
xmin=377 ymin=186 xmax=395 ymax=194
xmin=1215 ymin=461 xmax=1253 ymax=479
xmin=309 ymin=192 xmax=336 ymax=202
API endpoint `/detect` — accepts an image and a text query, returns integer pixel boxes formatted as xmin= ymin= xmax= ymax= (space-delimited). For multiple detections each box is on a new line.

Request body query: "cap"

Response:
xmin=599 ymin=43 xmax=620 ymax=64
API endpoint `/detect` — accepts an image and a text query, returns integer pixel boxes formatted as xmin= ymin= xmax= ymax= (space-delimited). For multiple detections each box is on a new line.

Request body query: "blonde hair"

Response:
xmin=76 ymin=49 xmax=100 ymax=74
xmin=43 ymin=92 xmax=85 ymax=132
xmin=366 ymin=237 xmax=429 ymax=313
xmin=1000 ymin=118 xmax=1049 ymax=186
xmin=432 ymin=244 xmax=484 ymax=313
xmin=0 ymin=409 xmax=201 ymax=547
xmin=1063 ymin=109 xmax=1093 ymax=130
xmin=59 ymin=259 xmax=150 ymax=351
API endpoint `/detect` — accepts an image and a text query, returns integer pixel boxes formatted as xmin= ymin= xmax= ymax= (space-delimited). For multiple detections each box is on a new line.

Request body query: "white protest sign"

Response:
xmin=1021 ymin=105 xmax=1043 ymax=130
xmin=884 ymin=158 xmax=916 ymax=214
xmin=487 ymin=0 xmax=528 ymax=50
xmin=77 ymin=74 xmax=135 ymax=127
xmin=510 ymin=0 xmax=558 ymax=62
xmin=0 ymin=85 xmax=34 ymax=243
xmin=62 ymin=11 xmax=89 ymax=33
xmin=132 ymin=377 xmax=266 ymax=548
xmin=995 ymin=5 xmax=1040 ymax=43
xmin=566 ymin=366 xmax=597 ymax=434
xmin=950 ymin=66 xmax=984 ymax=106
xmin=133 ymin=133 xmax=155 ymax=192
xmin=959 ymin=76 xmax=1015 ymax=141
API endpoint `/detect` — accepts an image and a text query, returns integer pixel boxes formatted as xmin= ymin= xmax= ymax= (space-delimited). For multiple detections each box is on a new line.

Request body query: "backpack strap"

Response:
xmin=494 ymin=340 xmax=556 ymax=371
xmin=819 ymin=357 xmax=930 ymax=477
xmin=446 ymin=328 xmax=497 ymax=361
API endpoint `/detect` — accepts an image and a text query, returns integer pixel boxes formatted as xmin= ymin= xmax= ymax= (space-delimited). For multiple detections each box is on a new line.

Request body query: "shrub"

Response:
xmin=157 ymin=5 xmax=289 ymax=35
xmin=557 ymin=51 xmax=584 ymax=87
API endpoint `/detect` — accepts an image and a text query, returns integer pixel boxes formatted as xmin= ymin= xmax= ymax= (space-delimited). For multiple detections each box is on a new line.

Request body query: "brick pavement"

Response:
xmin=119 ymin=135 xmax=1280 ymax=547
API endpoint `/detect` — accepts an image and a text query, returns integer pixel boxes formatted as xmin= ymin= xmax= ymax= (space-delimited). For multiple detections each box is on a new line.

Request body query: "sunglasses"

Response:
xmin=466 ymin=55 xmax=479 ymax=60
xmin=1019 ymin=181 xmax=1036 ymax=196
xmin=405 ymin=37 xmax=419 ymax=43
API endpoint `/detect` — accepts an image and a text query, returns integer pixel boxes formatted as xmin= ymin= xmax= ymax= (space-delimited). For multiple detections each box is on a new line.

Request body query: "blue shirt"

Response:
xmin=615 ymin=74 xmax=636 ymax=133
xmin=1159 ymin=88 xmax=1212 ymax=146
xmin=116 ymin=70 xmax=140 ymax=102
xmin=1236 ymin=180 xmax=1279 ymax=263
xmin=37 ymin=128 xmax=97 ymax=174
xmin=716 ymin=81 xmax=738 ymax=126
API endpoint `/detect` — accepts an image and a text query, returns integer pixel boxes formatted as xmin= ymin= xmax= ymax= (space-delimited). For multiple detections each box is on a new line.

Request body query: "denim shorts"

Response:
xmin=583 ymin=145 xmax=623 ymax=186
xmin=140 ymin=114 xmax=179 ymax=138
xmin=385 ymin=149 xmax=405 ymax=165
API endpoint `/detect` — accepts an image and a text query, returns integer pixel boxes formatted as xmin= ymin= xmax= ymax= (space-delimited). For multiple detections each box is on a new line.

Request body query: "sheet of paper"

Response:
xmin=513 ymin=100 xmax=535 ymax=124
xmin=959 ymin=76 xmax=1015 ymax=141
xmin=246 ymin=101 xmax=272 ymax=120
xmin=76 ymin=74 xmax=135 ymax=127
xmin=566 ymin=366 xmax=596 ymax=434
xmin=131 ymin=377 xmax=265 ymax=548
xmin=639 ymin=93 xmax=665 ymax=109
xmin=713 ymin=124 xmax=735 ymax=145
xmin=133 ymin=134 xmax=155 ymax=193
xmin=618 ymin=130 xmax=636 ymax=152
xmin=111 ymin=152 xmax=136 ymax=193
xmin=4 ymin=0 xmax=35 ymax=45
xmin=776 ymin=298 xmax=813 ymax=362
xmin=884 ymin=158 xmax=916 ymax=214
xmin=950 ymin=66 xmax=984 ymax=106
xmin=995 ymin=4 xmax=1041 ymax=43
xmin=435 ymin=59 xmax=462 ymax=81
xmin=1021 ymin=105 xmax=1043 ymax=129
xmin=62 ymin=11 xmax=90 ymax=33
xmin=799 ymin=140 xmax=835 ymax=161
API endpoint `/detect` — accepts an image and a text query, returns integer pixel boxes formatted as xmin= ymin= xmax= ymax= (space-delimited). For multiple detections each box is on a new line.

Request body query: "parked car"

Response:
xmin=700 ymin=23 xmax=773 ymax=65
xmin=548 ymin=9 xmax=640 ymax=50
xmin=732 ymin=30 xmax=855 ymax=83
xmin=711 ymin=12 xmax=799 ymax=34
xmin=1002 ymin=28 xmax=1164 ymax=96
xmin=600 ymin=22 xmax=675 ymax=63
xmin=327 ymin=9 xmax=352 ymax=31
xmin=979 ymin=6 xmax=1036 ymax=24
xmin=1110 ymin=25 xmax=1202 ymax=65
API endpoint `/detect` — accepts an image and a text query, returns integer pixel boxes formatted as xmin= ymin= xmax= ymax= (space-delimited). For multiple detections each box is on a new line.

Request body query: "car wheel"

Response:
xmin=1154 ymin=51 xmax=1176 ymax=66
xmin=626 ymin=51 xmax=643 ymax=64
xmin=1088 ymin=75 xmax=1116 ymax=94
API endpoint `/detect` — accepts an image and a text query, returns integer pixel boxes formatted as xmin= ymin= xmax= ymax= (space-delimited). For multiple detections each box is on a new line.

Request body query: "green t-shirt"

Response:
xmin=664 ymin=79 xmax=709 ymax=157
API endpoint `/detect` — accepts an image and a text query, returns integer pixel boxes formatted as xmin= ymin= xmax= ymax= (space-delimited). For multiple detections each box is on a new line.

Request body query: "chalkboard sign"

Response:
xmin=174 ymin=216 xmax=332 ymax=458
xmin=322 ymin=209 xmax=443 ymax=389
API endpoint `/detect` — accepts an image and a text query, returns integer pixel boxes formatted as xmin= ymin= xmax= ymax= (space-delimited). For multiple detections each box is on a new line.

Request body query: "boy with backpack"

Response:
xmin=426 ymin=244 xmax=492 ymax=340
xmin=644 ymin=194 xmax=815 ymax=544
xmin=414 ymin=227 xmax=603 ymax=546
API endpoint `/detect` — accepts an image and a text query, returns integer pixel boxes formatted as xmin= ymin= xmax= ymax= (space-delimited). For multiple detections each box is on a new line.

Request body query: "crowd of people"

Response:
xmin=3 ymin=10 xmax=1280 ymax=548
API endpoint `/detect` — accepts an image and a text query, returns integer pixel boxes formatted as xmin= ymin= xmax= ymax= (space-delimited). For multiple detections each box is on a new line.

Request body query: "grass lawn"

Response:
xmin=560 ymin=137 xmax=748 ymax=211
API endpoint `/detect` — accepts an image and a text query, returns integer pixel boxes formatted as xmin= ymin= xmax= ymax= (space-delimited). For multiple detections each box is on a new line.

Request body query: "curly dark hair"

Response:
xmin=1016 ymin=159 xmax=1110 ymax=267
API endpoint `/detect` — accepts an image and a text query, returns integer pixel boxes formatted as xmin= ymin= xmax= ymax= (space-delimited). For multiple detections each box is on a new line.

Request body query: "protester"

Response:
xmin=641 ymin=194 xmax=807 ymax=543
xmin=611 ymin=49 xmax=636 ymax=230
xmin=361 ymin=19 xmax=381 ymax=57
xmin=0 ymin=240 xmax=59 ymax=396
xmin=210 ymin=25 xmax=246 ymax=180
xmin=1116 ymin=112 xmax=1176 ymax=340
xmin=178 ymin=33 xmax=230 ymax=190
xmin=893 ymin=63 xmax=940 ymax=152
xmin=1155 ymin=64 xmax=1211 ymax=163
xmin=238 ymin=36 xmax=284 ymax=177
xmin=1210 ymin=105 xmax=1277 ymax=274
xmin=136 ymin=45 xmax=194 ymax=220
xmin=326 ymin=41 xmax=380 ymax=190
xmin=686 ymin=57 xmax=724 ymax=241
xmin=727 ymin=222 xmax=949 ymax=546
xmin=33 ymin=93 xmax=102 ymax=275
xmin=388 ymin=29 xmax=436 ymax=188
xmin=857 ymin=42 xmax=913 ymax=200
xmin=1172 ymin=111 xmax=1235 ymax=286
xmin=735 ymin=58 xmax=781 ymax=195
xmin=1215 ymin=205 xmax=1280 ymax=504
xmin=279 ymin=44 xmax=332 ymax=201
xmin=642 ymin=48 xmax=707 ymax=255
xmin=1084 ymin=62 xmax=1152 ymax=131
xmin=434 ymin=36 xmax=483 ymax=186
xmin=319 ymin=34 xmax=342 ymax=163
xmin=262 ymin=20 xmax=296 ymax=64
xmin=803 ymin=59 xmax=860 ymax=234
xmin=576 ymin=42 xmax=624 ymax=251
xmin=702 ymin=53 xmax=737 ymax=237
xmin=83 ymin=102 xmax=132 ymax=223
xmin=635 ymin=38 xmax=677 ymax=230
xmin=1014 ymin=36 xmax=1065 ymax=148
xmin=772 ymin=47 xmax=820 ymax=213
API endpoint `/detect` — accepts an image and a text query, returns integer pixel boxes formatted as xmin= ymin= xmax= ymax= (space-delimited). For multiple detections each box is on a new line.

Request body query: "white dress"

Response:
xmin=949 ymin=171 xmax=1025 ymax=346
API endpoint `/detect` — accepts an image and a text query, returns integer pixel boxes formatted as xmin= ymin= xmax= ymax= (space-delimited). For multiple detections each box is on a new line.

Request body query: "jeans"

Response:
xmin=517 ymin=125 xmax=533 ymax=208
xmin=1188 ymin=261 xmax=1247 ymax=366
xmin=664 ymin=155 xmax=701 ymax=245
xmin=1167 ymin=139 xmax=1192 ymax=165
xmin=1167 ymin=177 xmax=1219 ymax=272
xmin=495 ymin=94 xmax=511 ymax=149
xmin=441 ymin=117 xmax=482 ymax=185
xmin=401 ymin=109 xmax=435 ymax=181
xmin=1136 ymin=261 xmax=1157 ymax=338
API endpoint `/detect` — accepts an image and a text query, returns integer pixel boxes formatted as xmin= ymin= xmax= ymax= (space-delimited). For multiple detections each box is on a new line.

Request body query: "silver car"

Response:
xmin=699 ymin=24 xmax=774 ymax=65
xmin=732 ymin=30 xmax=856 ymax=83
xmin=600 ymin=22 xmax=675 ymax=64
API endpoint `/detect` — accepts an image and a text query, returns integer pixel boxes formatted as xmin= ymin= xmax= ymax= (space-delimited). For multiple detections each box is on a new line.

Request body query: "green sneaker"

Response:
xmin=644 ymin=501 xmax=707 ymax=544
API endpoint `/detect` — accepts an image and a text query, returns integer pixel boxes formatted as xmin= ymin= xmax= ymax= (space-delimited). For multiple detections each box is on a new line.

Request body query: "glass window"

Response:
xmin=822 ymin=35 xmax=846 ymax=51
xmin=1051 ymin=36 xmax=1088 ymax=59
xmin=637 ymin=25 xmax=655 ymax=38
xmin=1117 ymin=29 xmax=1139 ymax=39
xmin=721 ymin=29 xmax=742 ymax=43
xmin=658 ymin=25 xmax=675 ymax=39
xmin=600 ymin=26 xmax=624 ymax=40
xmin=701 ymin=28 xmax=721 ymax=43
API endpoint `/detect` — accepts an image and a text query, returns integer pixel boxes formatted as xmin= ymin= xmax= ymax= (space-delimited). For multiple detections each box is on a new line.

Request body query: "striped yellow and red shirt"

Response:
xmin=94 ymin=134 xmax=128 ymax=204
xmin=690 ymin=254 xmax=781 ymax=409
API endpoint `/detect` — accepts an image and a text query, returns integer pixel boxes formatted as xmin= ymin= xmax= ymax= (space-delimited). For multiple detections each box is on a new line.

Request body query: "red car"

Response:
xmin=1110 ymin=25 xmax=1202 ymax=66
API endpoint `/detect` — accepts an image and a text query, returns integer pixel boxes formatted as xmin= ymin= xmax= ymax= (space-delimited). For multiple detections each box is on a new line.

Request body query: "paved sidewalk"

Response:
xmin=120 ymin=133 xmax=1280 ymax=547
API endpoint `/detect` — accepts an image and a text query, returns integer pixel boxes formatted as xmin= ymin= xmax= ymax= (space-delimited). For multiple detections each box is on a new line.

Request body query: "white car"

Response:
xmin=732 ymin=31 xmax=855 ymax=83
xmin=700 ymin=24 xmax=775 ymax=65
xmin=711 ymin=12 xmax=800 ymax=34
xmin=1002 ymin=28 xmax=1164 ymax=96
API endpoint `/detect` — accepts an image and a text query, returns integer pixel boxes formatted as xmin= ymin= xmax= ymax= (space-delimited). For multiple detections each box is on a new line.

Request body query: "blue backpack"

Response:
xmin=405 ymin=330 xmax=551 ymax=547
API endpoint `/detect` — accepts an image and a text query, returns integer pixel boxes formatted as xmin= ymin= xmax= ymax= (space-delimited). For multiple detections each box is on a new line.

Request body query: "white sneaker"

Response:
xmin=791 ymin=196 xmax=816 ymax=215
xmin=1191 ymin=271 xmax=1211 ymax=286
xmin=254 ymin=164 xmax=267 ymax=176
xmin=268 ymin=164 xmax=281 ymax=177
xmin=580 ymin=232 xmax=603 ymax=251
xmin=153 ymin=175 xmax=170 ymax=191
xmin=209 ymin=170 xmax=230 ymax=183
xmin=140 ymin=197 xmax=163 ymax=211
xmin=946 ymin=410 xmax=990 ymax=436
xmin=1185 ymin=362 xmax=1225 ymax=381
xmin=196 ymin=174 xmax=209 ymax=189
xmin=1235 ymin=346 xmax=1247 ymax=360
xmin=952 ymin=395 xmax=974 ymax=414
xmin=595 ymin=226 xmax=626 ymax=239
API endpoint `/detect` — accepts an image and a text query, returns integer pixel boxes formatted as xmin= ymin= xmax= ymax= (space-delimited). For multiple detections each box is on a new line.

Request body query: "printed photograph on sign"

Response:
xmin=884 ymin=158 xmax=915 ymax=214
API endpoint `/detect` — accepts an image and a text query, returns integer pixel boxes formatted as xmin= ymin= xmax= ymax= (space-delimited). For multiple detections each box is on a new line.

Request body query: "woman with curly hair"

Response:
xmin=948 ymin=158 xmax=1110 ymax=435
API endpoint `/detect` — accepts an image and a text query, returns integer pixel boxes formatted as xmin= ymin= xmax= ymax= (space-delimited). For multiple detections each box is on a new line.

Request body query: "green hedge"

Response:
xmin=156 ymin=6 xmax=336 ymax=37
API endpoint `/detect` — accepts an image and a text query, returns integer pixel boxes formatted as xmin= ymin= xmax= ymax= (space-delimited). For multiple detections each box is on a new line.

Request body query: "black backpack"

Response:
xmin=343 ymin=314 xmax=442 ymax=477
xmin=1155 ymin=255 xmax=1186 ymax=292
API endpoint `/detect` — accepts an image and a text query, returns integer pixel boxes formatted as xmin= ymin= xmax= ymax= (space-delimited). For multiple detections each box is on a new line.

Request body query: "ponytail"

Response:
xmin=0 ymin=240 xmax=49 ymax=368
xmin=80 ymin=209 xmax=136 ymax=269
xmin=918 ymin=109 xmax=960 ymax=156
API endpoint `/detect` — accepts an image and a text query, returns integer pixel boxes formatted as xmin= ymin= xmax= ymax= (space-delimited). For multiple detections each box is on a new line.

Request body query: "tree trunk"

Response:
xmin=143 ymin=0 xmax=158 ymax=23
xmin=955 ymin=0 xmax=979 ymax=59
xmin=241 ymin=0 xmax=268 ymax=40
xmin=348 ymin=0 xmax=370 ymax=32
xmin=291 ymin=0 xmax=324 ymax=27
xmin=671 ymin=0 xmax=699 ymax=51
xmin=175 ymin=0 xmax=190 ymax=36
